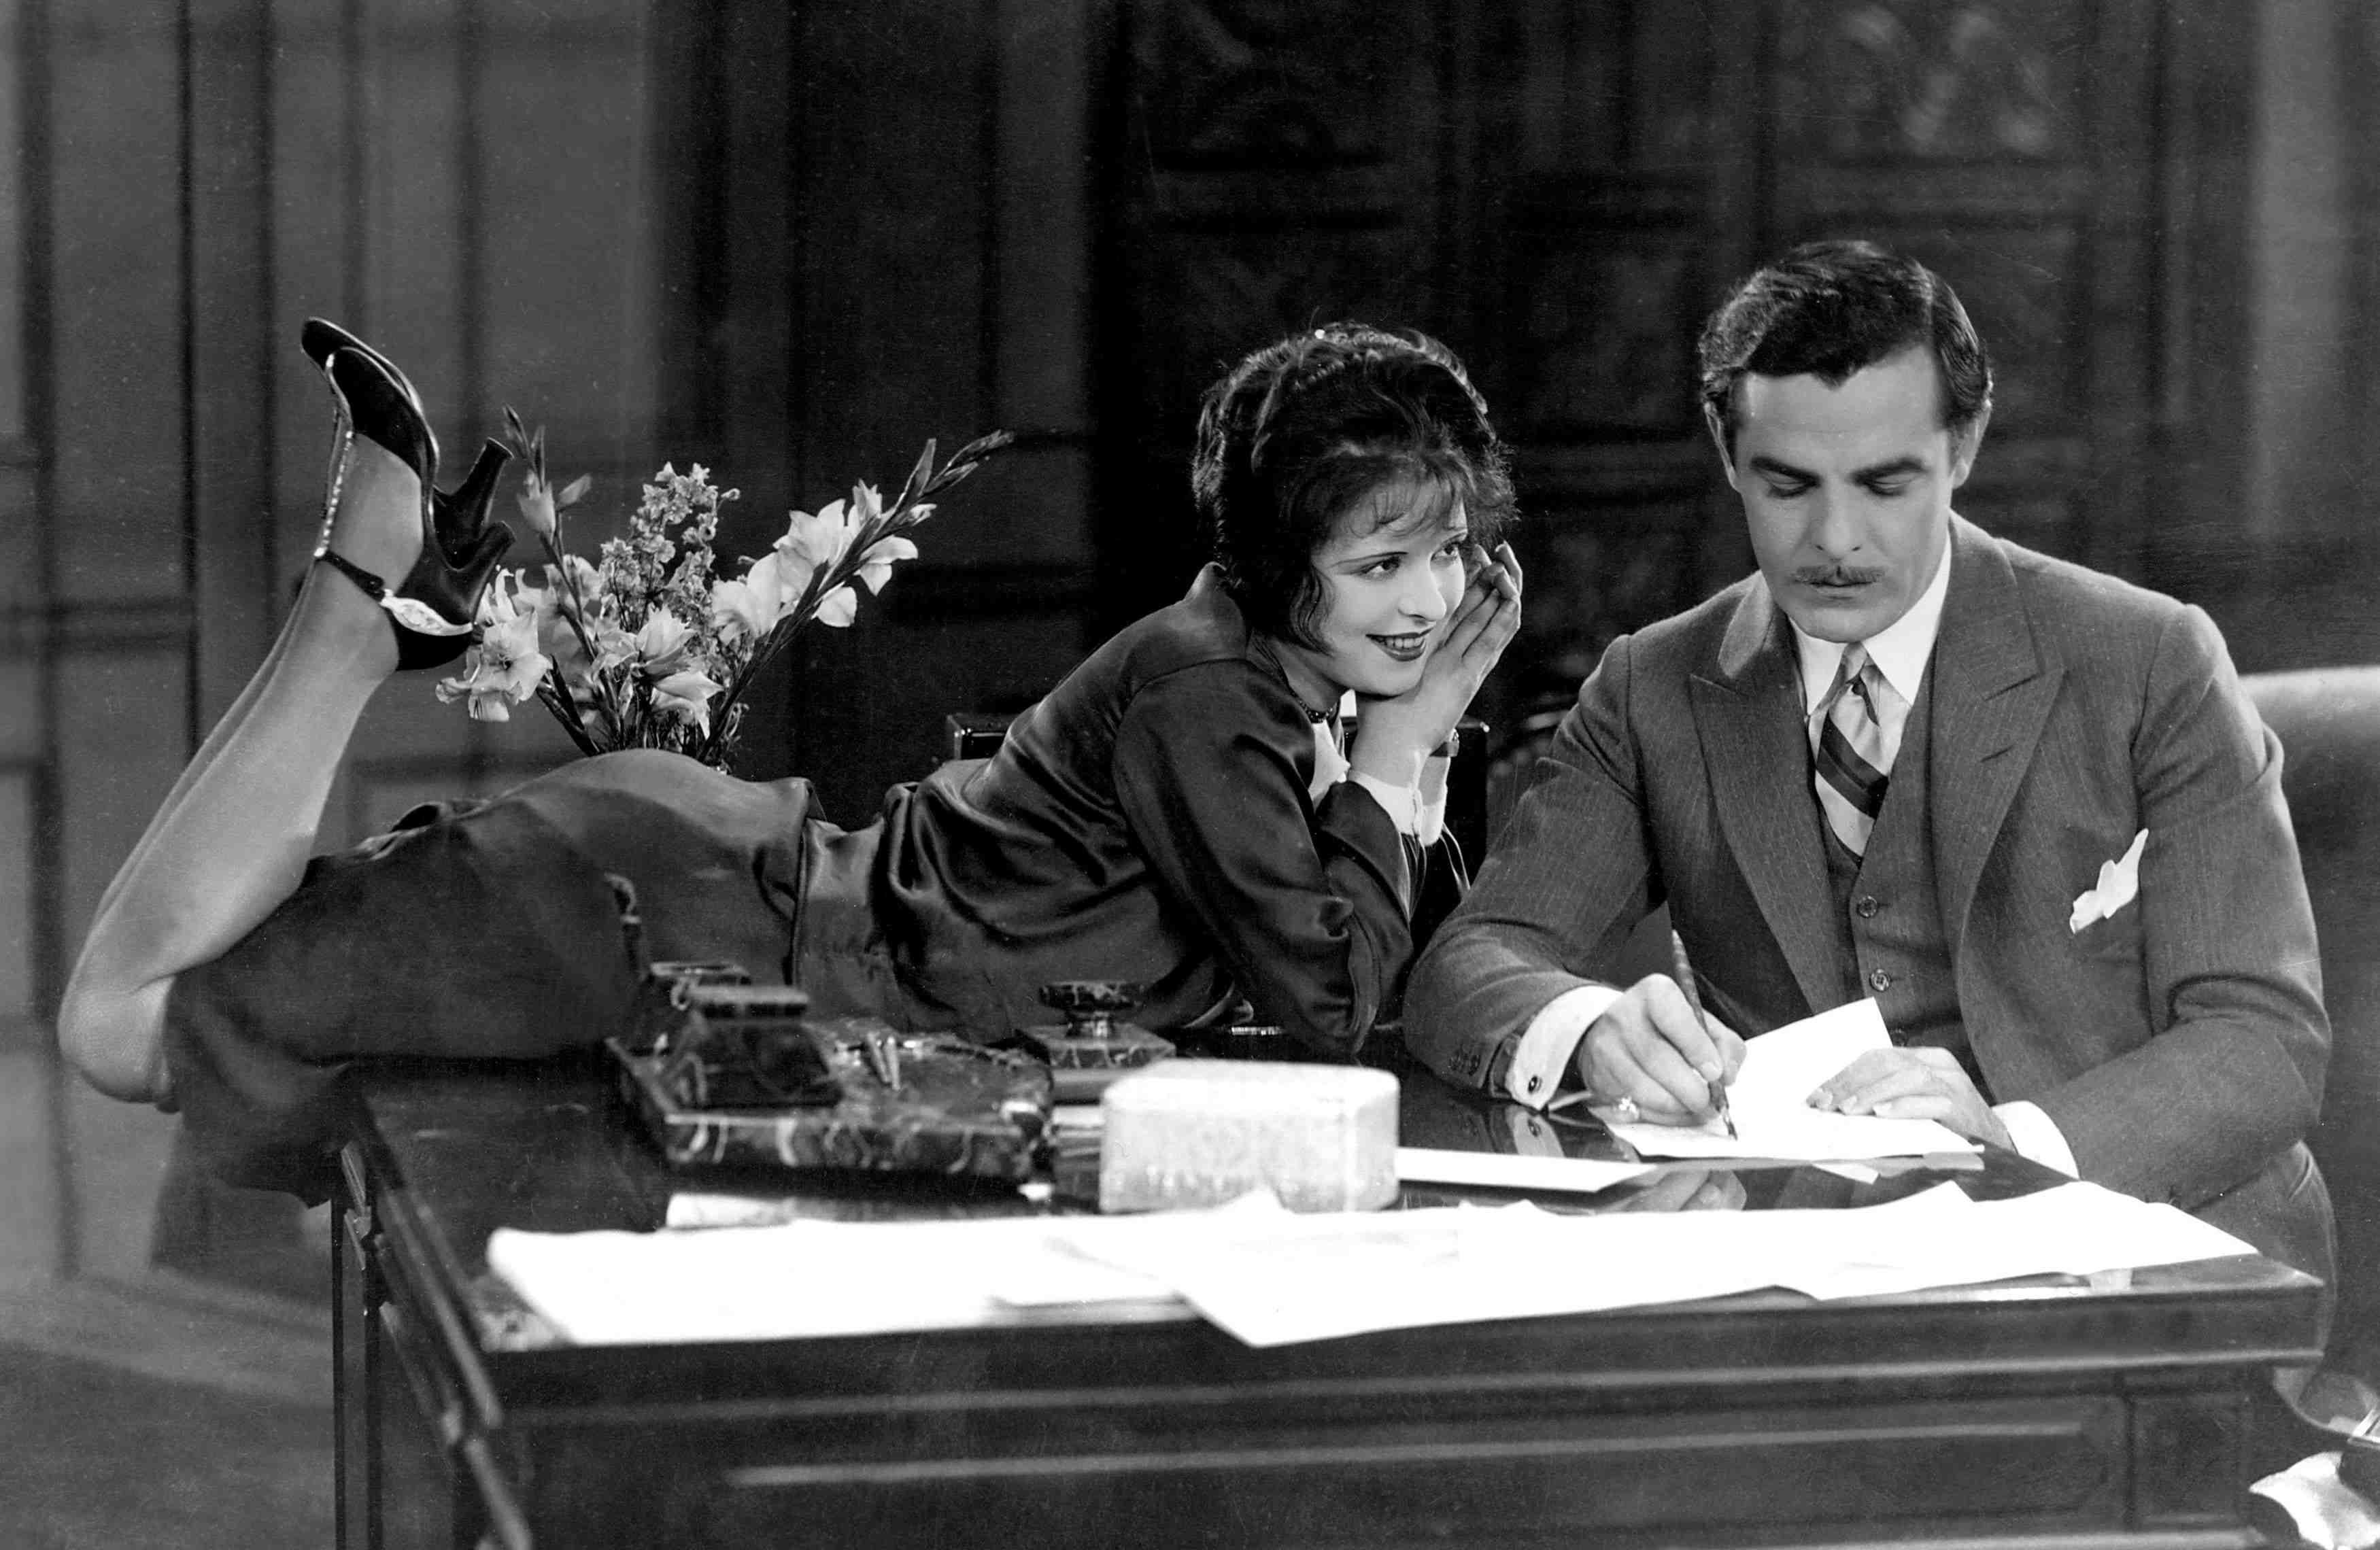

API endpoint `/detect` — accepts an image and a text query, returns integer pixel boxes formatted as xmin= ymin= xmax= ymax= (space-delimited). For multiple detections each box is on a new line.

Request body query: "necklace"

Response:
xmin=1255 ymin=638 xmax=1337 ymax=723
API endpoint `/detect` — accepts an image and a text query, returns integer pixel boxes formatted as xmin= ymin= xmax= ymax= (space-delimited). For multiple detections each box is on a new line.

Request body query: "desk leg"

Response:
xmin=360 ymin=1217 xmax=383 ymax=1550
xmin=333 ymin=1193 xmax=349 ymax=1550
xmin=334 ymin=1164 xmax=388 ymax=1550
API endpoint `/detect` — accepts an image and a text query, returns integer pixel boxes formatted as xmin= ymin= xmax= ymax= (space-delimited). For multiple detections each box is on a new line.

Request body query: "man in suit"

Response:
xmin=1406 ymin=240 xmax=2332 ymax=1273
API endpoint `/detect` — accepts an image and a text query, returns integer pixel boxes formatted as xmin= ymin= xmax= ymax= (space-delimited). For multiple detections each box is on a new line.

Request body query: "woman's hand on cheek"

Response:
xmin=1464 ymin=540 xmax=1523 ymax=657
xmin=1348 ymin=543 xmax=1522 ymax=782
xmin=1422 ymin=540 xmax=1523 ymax=707
xmin=1469 ymin=541 xmax=1522 ymax=608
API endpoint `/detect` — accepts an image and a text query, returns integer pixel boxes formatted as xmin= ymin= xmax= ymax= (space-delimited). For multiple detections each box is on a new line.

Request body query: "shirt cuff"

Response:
xmin=1348 ymin=769 xmax=1425 ymax=839
xmin=1993 ymin=1099 xmax=2078 ymax=1177
xmin=1501 ymin=983 xmax=1624 ymax=1108
xmin=1416 ymin=755 xmax=1449 ymax=847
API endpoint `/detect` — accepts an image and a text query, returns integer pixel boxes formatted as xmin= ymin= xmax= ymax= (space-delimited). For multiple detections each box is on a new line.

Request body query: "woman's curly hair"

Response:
xmin=1191 ymin=323 xmax=1515 ymax=649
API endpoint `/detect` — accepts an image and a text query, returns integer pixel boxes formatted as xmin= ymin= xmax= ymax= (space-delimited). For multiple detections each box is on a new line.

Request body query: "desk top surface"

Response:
xmin=342 ymin=1052 xmax=2324 ymax=1403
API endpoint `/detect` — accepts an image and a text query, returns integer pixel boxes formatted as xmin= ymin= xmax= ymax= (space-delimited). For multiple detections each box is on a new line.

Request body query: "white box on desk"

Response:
xmin=1098 ymin=1060 xmax=1399 ymax=1213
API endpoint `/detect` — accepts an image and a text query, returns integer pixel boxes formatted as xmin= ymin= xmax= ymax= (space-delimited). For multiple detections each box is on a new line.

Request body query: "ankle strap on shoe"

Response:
xmin=314 ymin=547 xmax=388 ymax=603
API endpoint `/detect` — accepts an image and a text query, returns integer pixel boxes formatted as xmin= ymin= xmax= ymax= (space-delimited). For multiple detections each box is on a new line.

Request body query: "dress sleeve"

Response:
xmin=1110 ymin=662 xmax=1416 ymax=1058
xmin=1406 ymin=632 xmax=1661 ymax=1090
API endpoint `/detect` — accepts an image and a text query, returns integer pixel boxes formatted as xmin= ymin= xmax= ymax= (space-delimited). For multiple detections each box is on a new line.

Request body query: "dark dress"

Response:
xmin=165 ymin=567 xmax=1429 ymax=1198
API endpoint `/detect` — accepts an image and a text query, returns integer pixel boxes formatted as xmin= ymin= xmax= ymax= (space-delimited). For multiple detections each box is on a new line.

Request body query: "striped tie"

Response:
xmin=1811 ymin=645 xmax=1898 ymax=855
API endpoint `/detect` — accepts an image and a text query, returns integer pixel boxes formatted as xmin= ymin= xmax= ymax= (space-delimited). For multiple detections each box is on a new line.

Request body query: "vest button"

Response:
xmin=1867 ymin=967 xmax=1892 ymax=993
xmin=1855 ymin=895 xmax=1880 ymax=918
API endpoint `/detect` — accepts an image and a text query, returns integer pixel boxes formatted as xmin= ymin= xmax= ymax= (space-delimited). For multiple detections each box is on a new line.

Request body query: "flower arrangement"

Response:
xmin=435 ymin=412 xmax=1013 ymax=770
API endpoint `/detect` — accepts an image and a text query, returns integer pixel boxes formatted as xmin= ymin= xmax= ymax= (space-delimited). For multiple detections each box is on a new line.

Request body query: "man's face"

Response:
xmin=1714 ymin=345 xmax=1980 ymax=644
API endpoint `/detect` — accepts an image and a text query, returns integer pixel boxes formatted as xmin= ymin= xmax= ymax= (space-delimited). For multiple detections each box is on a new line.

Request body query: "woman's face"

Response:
xmin=1280 ymin=487 xmax=1470 ymax=704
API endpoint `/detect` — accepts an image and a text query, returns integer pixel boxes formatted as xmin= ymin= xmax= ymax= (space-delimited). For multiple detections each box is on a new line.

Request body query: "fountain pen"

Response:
xmin=1668 ymin=929 xmax=1737 ymax=1139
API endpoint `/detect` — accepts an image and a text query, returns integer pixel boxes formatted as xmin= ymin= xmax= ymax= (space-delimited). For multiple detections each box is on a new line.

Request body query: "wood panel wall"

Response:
xmin=1446 ymin=0 xmax=2167 ymax=706
xmin=1085 ymin=0 xmax=2294 ymax=726
xmin=6 ymin=0 xmax=657 ymax=1293
xmin=679 ymin=0 xmax=1106 ymax=822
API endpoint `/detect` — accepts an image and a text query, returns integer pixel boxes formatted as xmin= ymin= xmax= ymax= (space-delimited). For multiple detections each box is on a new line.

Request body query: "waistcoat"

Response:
xmin=1816 ymin=665 xmax=1984 ymax=1089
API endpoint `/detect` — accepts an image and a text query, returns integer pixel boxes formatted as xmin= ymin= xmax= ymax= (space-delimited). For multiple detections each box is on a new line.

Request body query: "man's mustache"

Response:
xmin=1791 ymin=566 xmax=1888 ymax=587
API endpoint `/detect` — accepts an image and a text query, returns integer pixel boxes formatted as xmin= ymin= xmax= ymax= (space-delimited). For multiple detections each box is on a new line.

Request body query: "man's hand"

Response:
xmin=1573 ymin=974 xmax=1746 ymax=1126
xmin=1808 ymin=1047 xmax=2013 ymax=1148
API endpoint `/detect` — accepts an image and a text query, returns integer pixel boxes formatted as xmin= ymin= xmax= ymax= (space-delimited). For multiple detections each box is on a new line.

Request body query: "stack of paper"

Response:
xmin=486 ymin=1178 xmax=2256 ymax=1349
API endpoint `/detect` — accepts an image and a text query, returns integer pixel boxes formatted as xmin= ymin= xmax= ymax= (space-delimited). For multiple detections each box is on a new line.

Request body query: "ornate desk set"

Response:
xmin=607 ymin=957 xmax=1397 ymax=1213
xmin=609 ymin=959 xmax=1053 ymax=1184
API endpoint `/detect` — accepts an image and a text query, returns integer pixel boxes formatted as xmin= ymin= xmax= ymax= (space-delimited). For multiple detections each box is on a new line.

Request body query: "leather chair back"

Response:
xmin=2245 ymin=667 xmax=2380 ymax=1381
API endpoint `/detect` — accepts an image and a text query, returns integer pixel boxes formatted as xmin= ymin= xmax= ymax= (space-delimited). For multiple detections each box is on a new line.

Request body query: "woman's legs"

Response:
xmin=58 ymin=438 xmax=421 ymax=1103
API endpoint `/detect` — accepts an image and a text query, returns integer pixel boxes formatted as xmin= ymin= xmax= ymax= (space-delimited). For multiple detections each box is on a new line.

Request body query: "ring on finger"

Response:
xmin=1609 ymin=1095 xmax=1640 ymax=1123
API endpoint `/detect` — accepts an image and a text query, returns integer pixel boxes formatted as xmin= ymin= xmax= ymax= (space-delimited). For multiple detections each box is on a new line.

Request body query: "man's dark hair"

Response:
xmin=1698 ymin=239 xmax=1993 ymax=454
xmin=1192 ymin=322 xmax=1515 ymax=650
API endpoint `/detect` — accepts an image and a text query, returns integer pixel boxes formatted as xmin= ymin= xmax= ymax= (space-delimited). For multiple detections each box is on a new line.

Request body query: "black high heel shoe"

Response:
xmin=300 ymin=318 xmax=426 ymax=415
xmin=305 ymin=318 xmax=515 ymax=596
xmin=309 ymin=341 xmax=514 ymax=670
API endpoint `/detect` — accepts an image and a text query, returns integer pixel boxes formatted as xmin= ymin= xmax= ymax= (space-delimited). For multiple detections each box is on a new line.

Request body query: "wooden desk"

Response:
xmin=333 ymin=1056 xmax=2322 ymax=1549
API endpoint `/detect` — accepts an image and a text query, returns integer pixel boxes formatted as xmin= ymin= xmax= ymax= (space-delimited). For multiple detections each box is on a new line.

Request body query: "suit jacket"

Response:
xmin=1408 ymin=517 xmax=2334 ymax=1271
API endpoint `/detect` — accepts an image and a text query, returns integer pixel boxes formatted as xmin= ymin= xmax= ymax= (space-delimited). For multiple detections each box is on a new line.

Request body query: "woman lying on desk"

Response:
xmin=57 ymin=321 xmax=1521 ymax=1198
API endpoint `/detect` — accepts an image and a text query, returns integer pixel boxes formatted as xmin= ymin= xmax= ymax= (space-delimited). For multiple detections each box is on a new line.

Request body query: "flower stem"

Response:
xmin=537 ymin=682 xmax=604 ymax=758
xmin=683 ymin=436 xmax=1011 ymax=766
xmin=541 ymin=532 xmax=623 ymax=745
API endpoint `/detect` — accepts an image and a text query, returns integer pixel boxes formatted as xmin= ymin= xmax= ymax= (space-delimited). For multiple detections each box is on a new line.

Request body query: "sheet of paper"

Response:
xmin=486 ymin=1213 xmax=1187 ymax=1345
xmin=1395 ymin=1147 xmax=1652 ymax=1194
xmin=1604 ymin=999 xmax=1977 ymax=1160
xmin=1766 ymin=1181 xmax=2255 ymax=1299
xmin=1812 ymin=1161 xmax=1881 ymax=1184
xmin=1064 ymin=1186 xmax=1979 ymax=1346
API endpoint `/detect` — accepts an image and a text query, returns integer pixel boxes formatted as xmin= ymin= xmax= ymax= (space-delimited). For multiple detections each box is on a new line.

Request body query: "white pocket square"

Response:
xmin=2069 ymin=828 xmax=2148 ymax=933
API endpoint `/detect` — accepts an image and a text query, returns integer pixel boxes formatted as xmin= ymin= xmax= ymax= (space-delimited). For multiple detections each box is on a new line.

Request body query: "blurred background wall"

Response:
xmin=1 ymin=1 xmax=2376 ymax=1531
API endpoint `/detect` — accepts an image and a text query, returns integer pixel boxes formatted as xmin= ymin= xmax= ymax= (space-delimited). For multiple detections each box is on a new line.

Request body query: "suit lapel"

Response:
xmin=1690 ymin=578 xmax=1841 ymax=1014
xmin=1928 ymin=518 xmax=2064 ymax=949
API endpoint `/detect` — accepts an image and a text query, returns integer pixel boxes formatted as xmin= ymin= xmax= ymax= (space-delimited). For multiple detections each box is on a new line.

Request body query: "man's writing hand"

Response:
xmin=1808 ymin=1047 xmax=2012 ymax=1148
xmin=1574 ymin=975 xmax=1746 ymax=1126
